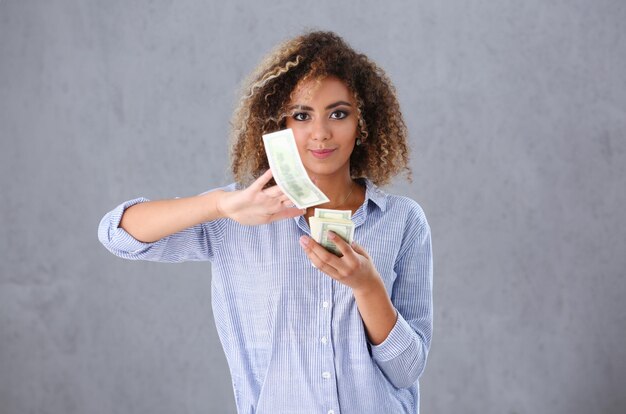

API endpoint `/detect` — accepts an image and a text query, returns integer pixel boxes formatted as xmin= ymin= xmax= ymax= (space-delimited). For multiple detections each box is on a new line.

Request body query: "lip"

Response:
xmin=309 ymin=148 xmax=336 ymax=159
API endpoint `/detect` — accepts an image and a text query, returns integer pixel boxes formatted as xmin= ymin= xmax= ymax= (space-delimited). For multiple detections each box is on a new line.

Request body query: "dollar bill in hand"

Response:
xmin=262 ymin=128 xmax=329 ymax=209
xmin=314 ymin=208 xmax=352 ymax=220
xmin=310 ymin=208 xmax=355 ymax=256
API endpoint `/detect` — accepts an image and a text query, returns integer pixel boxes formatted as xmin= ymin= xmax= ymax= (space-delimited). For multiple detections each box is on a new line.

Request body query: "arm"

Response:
xmin=368 ymin=220 xmax=433 ymax=388
xmin=119 ymin=190 xmax=224 ymax=243
xmin=351 ymin=271 xmax=397 ymax=346
xmin=303 ymin=235 xmax=397 ymax=345
xmin=299 ymin=209 xmax=433 ymax=389
xmin=98 ymin=194 xmax=223 ymax=262
xmin=119 ymin=169 xmax=304 ymax=243
xmin=98 ymin=169 xmax=305 ymax=262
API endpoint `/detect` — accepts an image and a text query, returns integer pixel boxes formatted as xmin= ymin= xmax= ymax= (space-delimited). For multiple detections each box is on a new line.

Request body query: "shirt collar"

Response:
xmin=291 ymin=178 xmax=388 ymax=225
xmin=361 ymin=178 xmax=388 ymax=212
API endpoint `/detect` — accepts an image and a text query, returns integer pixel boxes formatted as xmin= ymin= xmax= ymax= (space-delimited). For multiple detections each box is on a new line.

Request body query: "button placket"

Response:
xmin=319 ymin=277 xmax=338 ymax=412
xmin=321 ymin=297 xmax=332 ymax=381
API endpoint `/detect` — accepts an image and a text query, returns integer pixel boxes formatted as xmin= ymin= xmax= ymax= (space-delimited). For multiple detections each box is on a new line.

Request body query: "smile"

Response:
xmin=310 ymin=148 xmax=336 ymax=159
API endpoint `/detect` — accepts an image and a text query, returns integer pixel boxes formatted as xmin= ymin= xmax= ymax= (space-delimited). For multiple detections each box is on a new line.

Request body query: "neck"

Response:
xmin=310 ymin=173 xmax=355 ymax=210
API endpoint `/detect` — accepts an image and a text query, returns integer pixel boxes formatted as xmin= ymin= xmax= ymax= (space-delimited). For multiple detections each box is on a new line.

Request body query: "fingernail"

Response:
xmin=299 ymin=236 xmax=309 ymax=246
xmin=327 ymin=232 xmax=335 ymax=240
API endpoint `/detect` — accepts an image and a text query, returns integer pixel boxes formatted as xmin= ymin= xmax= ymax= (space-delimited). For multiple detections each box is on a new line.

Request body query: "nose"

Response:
xmin=311 ymin=118 xmax=330 ymax=141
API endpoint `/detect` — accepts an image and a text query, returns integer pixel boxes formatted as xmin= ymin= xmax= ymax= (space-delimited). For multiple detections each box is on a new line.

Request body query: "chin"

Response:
xmin=306 ymin=167 xmax=349 ymax=179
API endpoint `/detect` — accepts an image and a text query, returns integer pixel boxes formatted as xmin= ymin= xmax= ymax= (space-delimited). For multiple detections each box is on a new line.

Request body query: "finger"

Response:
xmin=302 ymin=235 xmax=344 ymax=269
xmin=282 ymin=199 xmax=296 ymax=208
xmin=268 ymin=207 xmax=306 ymax=222
xmin=327 ymin=232 xmax=359 ymax=269
xmin=266 ymin=195 xmax=293 ymax=213
xmin=263 ymin=184 xmax=285 ymax=198
xmin=251 ymin=169 xmax=274 ymax=191
xmin=350 ymin=240 xmax=371 ymax=260
xmin=327 ymin=231 xmax=355 ymax=259
xmin=299 ymin=236 xmax=340 ymax=277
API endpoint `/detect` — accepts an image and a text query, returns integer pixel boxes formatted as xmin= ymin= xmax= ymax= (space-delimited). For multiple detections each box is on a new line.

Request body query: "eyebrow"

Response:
xmin=288 ymin=101 xmax=353 ymax=111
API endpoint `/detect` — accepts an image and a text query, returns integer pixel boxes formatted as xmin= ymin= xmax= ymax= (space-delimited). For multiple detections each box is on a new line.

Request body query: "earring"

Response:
xmin=356 ymin=138 xmax=362 ymax=146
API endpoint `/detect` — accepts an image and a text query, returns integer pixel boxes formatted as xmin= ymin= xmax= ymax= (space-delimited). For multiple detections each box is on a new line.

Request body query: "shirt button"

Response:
xmin=321 ymin=336 xmax=328 ymax=344
xmin=328 ymin=410 xmax=335 ymax=414
xmin=322 ymin=371 xmax=331 ymax=379
xmin=322 ymin=301 xmax=329 ymax=308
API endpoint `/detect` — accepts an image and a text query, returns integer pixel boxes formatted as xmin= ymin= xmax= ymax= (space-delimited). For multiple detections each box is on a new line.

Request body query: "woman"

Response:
xmin=99 ymin=31 xmax=433 ymax=414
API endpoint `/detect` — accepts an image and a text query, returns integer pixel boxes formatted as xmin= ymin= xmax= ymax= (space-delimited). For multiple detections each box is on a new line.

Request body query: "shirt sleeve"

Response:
xmin=370 ymin=207 xmax=433 ymax=389
xmin=97 ymin=195 xmax=227 ymax=263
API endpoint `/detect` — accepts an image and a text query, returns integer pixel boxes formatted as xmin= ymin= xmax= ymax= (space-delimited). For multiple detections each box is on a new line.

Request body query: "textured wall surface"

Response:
xmin=1 ymin=1 xmax=625 ymax=413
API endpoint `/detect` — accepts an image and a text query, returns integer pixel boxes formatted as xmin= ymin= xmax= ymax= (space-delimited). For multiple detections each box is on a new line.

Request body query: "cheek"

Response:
xmin=285 ymin=119 xmax=309 ymax=135
xmin=286 ymin=123 xmax=314 ymax=152
xmin=336 ymin=120 xmax=358 ymax=141
xmin=289 ymin=130 xmax=309 ymax=156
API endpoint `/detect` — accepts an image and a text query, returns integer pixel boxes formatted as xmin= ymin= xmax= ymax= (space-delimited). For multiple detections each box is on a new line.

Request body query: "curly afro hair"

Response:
xmin=230 ymin=31 xmax=411 ymax=186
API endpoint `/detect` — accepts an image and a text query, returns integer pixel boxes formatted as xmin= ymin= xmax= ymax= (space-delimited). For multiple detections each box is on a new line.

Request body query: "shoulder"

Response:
xmin=379 ymin=192 xmax=432 ymax=262
xmin=365 ymin=179 xmax=429 ymax=230
xmin=386 ymin=194 xmax=428 ymax=228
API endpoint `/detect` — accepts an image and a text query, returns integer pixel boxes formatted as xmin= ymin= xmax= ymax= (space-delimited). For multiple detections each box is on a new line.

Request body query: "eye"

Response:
xmin=292 ymin=112 xmax=310 ymax=121
xmin=330 ymin=110 xmax=349 ymax=120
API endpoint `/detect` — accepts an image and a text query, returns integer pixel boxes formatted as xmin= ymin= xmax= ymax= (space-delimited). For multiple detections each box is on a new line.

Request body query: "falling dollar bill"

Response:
xmin=262 ymin=129 xmax=329 ymax=209
xmin=310 ymin=208 xmax=355 ymax=256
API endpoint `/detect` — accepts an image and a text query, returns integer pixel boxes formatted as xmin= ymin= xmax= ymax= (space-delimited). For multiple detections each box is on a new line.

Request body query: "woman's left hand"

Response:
xmin=299 ymin=232 xmax=381 ymax=294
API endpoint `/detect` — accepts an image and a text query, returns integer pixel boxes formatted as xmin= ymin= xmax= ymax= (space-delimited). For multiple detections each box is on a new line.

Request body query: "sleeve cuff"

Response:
xmin=369 ymin=310 xmax=415 ymax=362
xmin=98 ymin=197 xmax=155 ymax=253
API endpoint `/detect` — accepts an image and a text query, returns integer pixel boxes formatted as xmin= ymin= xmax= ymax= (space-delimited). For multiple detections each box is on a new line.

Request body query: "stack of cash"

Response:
xmin=310 ymin=209 xmax=355 ymax=256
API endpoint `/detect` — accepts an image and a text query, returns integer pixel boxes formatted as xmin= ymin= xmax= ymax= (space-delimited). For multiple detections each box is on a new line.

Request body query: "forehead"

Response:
xmin=289 ymin=75 xmax=354 ymax=104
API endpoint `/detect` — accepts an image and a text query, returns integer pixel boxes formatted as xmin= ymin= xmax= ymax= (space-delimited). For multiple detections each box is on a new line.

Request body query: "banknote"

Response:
xmin=314 ymin=208 xmax=352 ymax=220
xmin=310 ymin=216 xmax=355 ymax=256
xmin=262 ymin=129 xmax=329 ymax=209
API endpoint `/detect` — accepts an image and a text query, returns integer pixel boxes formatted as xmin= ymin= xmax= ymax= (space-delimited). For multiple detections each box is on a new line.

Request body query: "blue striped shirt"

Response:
xmin=98 ymin=179 xmax=433 ymax=414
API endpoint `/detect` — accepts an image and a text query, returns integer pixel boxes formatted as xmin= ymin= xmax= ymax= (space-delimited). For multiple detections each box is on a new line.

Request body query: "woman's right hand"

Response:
xmin=216 ymin=169 xmax=305 ymax=225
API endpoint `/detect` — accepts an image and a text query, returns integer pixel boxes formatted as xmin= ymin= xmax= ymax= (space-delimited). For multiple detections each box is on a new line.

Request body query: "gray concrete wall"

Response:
xmin=1 ymin=1 xmax=625 ymax=413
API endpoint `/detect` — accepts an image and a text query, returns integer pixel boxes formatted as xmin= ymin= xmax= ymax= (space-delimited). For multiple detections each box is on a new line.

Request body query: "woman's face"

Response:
xmin=285 ymin=76 xmax=359 ymax=180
